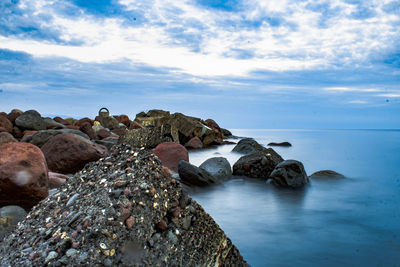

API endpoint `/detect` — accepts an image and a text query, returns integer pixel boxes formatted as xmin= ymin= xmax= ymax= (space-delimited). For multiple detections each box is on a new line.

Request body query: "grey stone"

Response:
xmin=233 ymin=150 xmax=283 ymax=179
xmin=199 ymin=157 xmax=232 ymax=181
xmin=232 ymin=138 xmax=266 ymax=154
xmin=15 ymin=110 xmax=46 ymax=131
xmin=21 ymin=129 xmax=89 ymax=148
xmin=178 ymin=160 xmax=218 ymax=186
xmin=270 ymin=160 xmax=309 ymax=188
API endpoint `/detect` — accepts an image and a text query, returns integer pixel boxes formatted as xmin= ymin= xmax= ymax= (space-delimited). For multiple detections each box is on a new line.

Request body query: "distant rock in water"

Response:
xmin=0 ymin=144 xmax=248 ymax=266
xmin=268 ymin=142 xmax=292 ymax=147
xmin=232 ymin=138 xmax=266 ymax=154
xmin=309 ymin=170 xmax=345 ymax=179
xmin=270 ymin=160 xmax=309 ymax=188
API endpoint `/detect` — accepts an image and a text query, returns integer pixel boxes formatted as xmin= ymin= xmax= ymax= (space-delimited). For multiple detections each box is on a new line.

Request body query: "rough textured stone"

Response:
xmin=100 ymin=116 xmax=119 ymax=130
xmin=12 ymin=126 xmax=23 ymax=139
xmin=154 ymin=142 xmax=189 ymax=173
xmin=15 ymin=110 xmax=46 ymax=131
xmin=184 ymin=136 xmax=203 ymax=149
xmin=199 ymin=157 xmax=232 ymax=181
xmin=0 ymin=127 xmax=7 ymax=133
xmin=0 ymin=132 xmax=17 ymax=146
xmin=232 ymin=138 xmax=266 ymax=154
xmin=0 ymin=115 xmax=13 ymax=133
xmin=309 ymin=170 xmax=345 ymax=179
xmin=21 ymin=129 xmax=90 ymax=148
xmin=41 ymin=133 xmax=108 ymax=174
xmin=96 ymin=128 xmax=111 ymax=140
xmin=268 ymin=142 xmax=292 ymax=147
xmin=128 ymin=121 xmax=143 ymax=130
xmin=53 ymin=117 xmax=70 ymax=125
xmin=79 ymin=122 xmax=96 ymax=140
xmin=205 ymin=119 xmax=221 ymax=133
xmin=120 ymin=125 xmax=173 ymax=149
xmin=48 ymin=172 xmax=68 ymax=189
xmin=0 ymin=142 xmax=49 ymax=210
xmin=0 ymin=205 xmax=27 ymax=240
xmin=233 ymin=150 xmax=284 ymax=179
xmin=178 ymin=160 xmax=218 ymax=186
xmin=6 ymin=109 xmax=23 ymax=124
xmin=270 ymin=160 xmax=309 ymax=188
xmin=116 ymin=114 xmax=131 ymax=127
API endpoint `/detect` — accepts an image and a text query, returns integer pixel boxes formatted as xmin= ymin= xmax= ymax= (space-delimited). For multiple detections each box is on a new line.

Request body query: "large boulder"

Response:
xmin=115 ymin=114 xmax=131 ymax=127
xmin=270 ymin=160 xmax=309 ymax=188
xmin=41 ymin=133 xmax=108 ymax=174
xmin=6 ymin=109 xmax=23 ymax=124
xmin=0 ymin=115 xmax=13 ymax=133
xmin=119 ymin=125 xmax=173 ymax=149
xmin=199 ymin=157 xmax=232 ymax=181
xmin=0 ymin=142 xmax=49 ymax=209
xmin=178 ymin=160 xmax=218 ymax=186
xmin=15 ymin=110 xmax=46 ymax=131
xmin=232 ymin=138 xmax=266 ymax=154
xmin=0 ymin=205 xmax=27 ymax=240
xmin=0 ymin=132 xmax=17 ymax=146
xmin=154 ymin=142 xmax=189 ymax=173
xmin=205 ymin=119 xmax=221 ymax=133
xmin=99 ymin=116 xmax=120 ymax=130
xmin=309 ymin=170 xmax=345 ymax=179
xmin=233 ymin=150 xmax=283 ymax=179
xmin=21 ymin=129 xmax=90 ymax=148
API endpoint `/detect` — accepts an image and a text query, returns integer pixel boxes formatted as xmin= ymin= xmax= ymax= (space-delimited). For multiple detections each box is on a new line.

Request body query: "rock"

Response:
xmin=100 ymin=116 xmax=119 ymax=130
xmin=48 ymin=172 xmax=68 ymax=189
xmin=21 ymin=130 xmax=37 ymax=140
xmin=0 ymin=144 xmax=248 ymax=266
xmin=221 ymin=128 xmax=232 ymax=137
xmin=95 ymin=137 xmax=118 ymax=151
xmin=232 ymin=138 xmax=266 ymax=154
xmin=6 ymin=109 xmax=23 ymax=124
xmin=64 ymin=118 xmax=77 ymax=125
xmin=15 ymin=110 xmax=46 ymax=131
xmin=178 ymin=160 xmax=218 ymax=186
xmin=21 ymin=129 xmax=90 ymax=148
xmin=270 ymin=160 xmax=309 ymax=188
xmin=205 ymin=119 xmax=221 ymax=133
xmin=96 ymin=128 xmax=111 ymax=139
xmin=309 ymin=170 xmax=345 ymax=179
xmin=43 ymin=118 xmax=66 ymax=129
xmin=268 ymin=142 xmax=292 ymax=147
xmin=45 ymin=251 xmax=58 ymax=264
xmin=111 ymin=128 xmax=126 ymax=137
xmin=0 ymin=115 xmax=13 ymax=133
xmin=79 ymin=122 xmax=96 ymax=140
xmin=128 ymin=121 xmax=143 ymax=130
xmin=184 ymin=136 xmax=203 ymax=149
xmin=232 ymin=150 xmax=284 ymax=179
xmin=12 ymin=126 xmax=23 ymax=139
xmin=41 ymin=133 xmax=108 ymax=174
xmin=53 ymin=117 xmax=70 ymax=125
xmin=0 ymin=142 xmax=49 ymax=209
xmin=74 ymin=117 xmax=93 ymax=127
xmin=0 ymin=127 xmax=7 ymax=133
xmin=0 ymin=205 xmax=27 ymax=240
xmin=153 ymin=142 xmax=189 ymax=173
xmin=116 ymin=115 xmax=131 ymax=127
xmin=199 ymin=157 xmax=232 ymax=181
xmin=119 ymin=125 xmax=173 ymax=149
xmin=0 ymin=132 xmax=17 ymax=145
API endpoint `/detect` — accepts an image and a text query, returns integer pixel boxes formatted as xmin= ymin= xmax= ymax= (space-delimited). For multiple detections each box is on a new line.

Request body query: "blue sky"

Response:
xmin=0 ymin=0 xmax=399 ymax=129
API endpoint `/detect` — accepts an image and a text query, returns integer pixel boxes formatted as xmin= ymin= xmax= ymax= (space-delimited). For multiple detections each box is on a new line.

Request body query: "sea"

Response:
xmin=188 ymin=129 xmax=400 ymax=267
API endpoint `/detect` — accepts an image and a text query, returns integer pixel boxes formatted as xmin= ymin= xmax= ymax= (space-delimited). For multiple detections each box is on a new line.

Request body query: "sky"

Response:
xmin=0 ymin=0 xmax=399 ymax=129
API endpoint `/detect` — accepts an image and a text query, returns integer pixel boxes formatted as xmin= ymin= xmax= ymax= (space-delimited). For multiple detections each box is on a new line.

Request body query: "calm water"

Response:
xmin=189 ymin=130 xmax=400 ymax=267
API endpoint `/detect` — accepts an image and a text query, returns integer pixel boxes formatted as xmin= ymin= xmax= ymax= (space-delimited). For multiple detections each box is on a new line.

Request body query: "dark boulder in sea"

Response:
xmin=233 ymin=150 xmax=284 ymax=179
xmin=270 ymin=160 xmax=309 ymax=188
xmin=309 ymin=170 xmax=345 ymax=179
xmin=178 ymin=160 xmax=219 ymax=186
xmin=154 ymin=142 xmax=189 ymax=173
xmin=199 ymin=157 xmax=232 ymax=181
xmin=268 ymin=141 xmax=292 ymax=147
xmin=15 ymin=110 xmax=46 ymax=131
xmin=0 ymin=144 xmax=248 ymax=266
xmin=232 ymin=138 xmax=266 ymax=154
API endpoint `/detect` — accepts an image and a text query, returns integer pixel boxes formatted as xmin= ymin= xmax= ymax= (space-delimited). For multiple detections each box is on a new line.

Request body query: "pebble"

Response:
xmin=66 ymin=248 xmax=78 ymax=257
xmin=45 ymin=251 xmax=58 ymax=263
xmin=78 ymin=252 xmax=88 ymax=262
xmin=104 ymin=258 xmax=113 ymax=266
xmin=167 ymin=231 xmax=178 ymax=244
xmin=125 ymin=216 xmax=135 ymax=229
xmin=66 ymin=194 xmax=80 ymax=207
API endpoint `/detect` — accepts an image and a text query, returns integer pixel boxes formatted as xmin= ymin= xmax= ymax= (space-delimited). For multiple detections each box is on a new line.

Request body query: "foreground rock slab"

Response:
xmin=0 ymin=144 xmax=248 ymax=266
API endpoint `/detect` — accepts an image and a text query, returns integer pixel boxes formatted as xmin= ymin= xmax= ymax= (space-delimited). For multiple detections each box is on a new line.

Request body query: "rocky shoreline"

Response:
xmin=0 ymin=108 xmax=342 ymax=266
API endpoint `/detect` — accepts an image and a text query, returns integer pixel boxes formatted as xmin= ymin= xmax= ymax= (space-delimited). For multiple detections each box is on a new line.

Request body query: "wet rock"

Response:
xmin=6 ymin=109 xmax=23 ymax=124
xmin=48 ymin=172 xmax=68 ymax=189
xmin=178 ymin=160 xmax=218 ymax=186
xmin=43 ymin=118 xmax=66 ymax=129
xmin=309 ymin=170 xmax=345 ymax=179
xmin=0 ymin=142 xmax=49 ymax=209
xmin=120 ymin=125 xmax=173 ymax=149
xmin=21 ymin=129 xmax=90 ymax=148
xmin=270 ymin=160 xmax=309 ymax=188
xmin=0 ymin=132 xmax=17 ymax=145
xmin=184 ymin=136 xmax=203 ymax=149
xmin=233 ymin=150 xmax=284 ymax=179
xmin=0 ymin=115 xmax=13 ymax=133
xmin=199 ymin=157 xmax=232 ymax=181
xmin=268 ymin=141 xmax=292 ymax=147
xmin=232 ymin=138 xmax=266 ymax=154
xmin=15 ymin=110 xmax=46 ymax=131
xmin=41 ymin=133 xmax=108 ymax=174
xmin=154 ymin=142 xmax=189 ymax=173
xmin=0 ymin=205 xmax=27 ymax=240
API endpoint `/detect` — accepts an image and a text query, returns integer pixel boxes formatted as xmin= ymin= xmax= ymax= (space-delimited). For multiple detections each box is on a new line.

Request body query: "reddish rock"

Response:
xmin=48 ymin=172 xmax=68 ymax=189
xmin=53 ymin=117 xmax=70 ymax=125
xmin=7 ymin=109 xmax=23 ymax=124
xmin=0 ymin=142 xmax=49 ymax=210
xmin=128 ymin=121 xmax=143 ymax=130
xmin=0 ymin=112 xmax=6 ymax=117
xmin=205 ymin=119 xmax=221 ymax=133
xmin=22 ymin=131 xmax=37 ymax=140
xmin=12 ymin=126 xmax=24 ymax=139
xmin=0 ymin=127 xmax=7 ymax=133
xmin=116 ymin=115 xmax=130 ymax=127
xmin=125 ymin=216 xmax=135 ymax=229
xmin=153 ymin=142 xmax=189 ymax=173
xmin=97 ymin=128 xmax=111 ymax=140
xmin=41 ymin=133 xmax=108 ymax=174
xmin=184 ymin=136 xmax=203 ymax=149
xmin=79 ymin=122 xmax=96 ymax=140
xmin=111 ymin=128 xmax=126 ymax=137
xmin=66 ymin=125 xmax=80 ymax=130
xmin=0 ymin=115 xmax=13 ymax=133
xmin=156 ymin=219 xmax=168 ymax=231
xmin=0 ymin=132 xmax=17 ymax=145
xmin=74 ymin=118 xmax=93 ymax=127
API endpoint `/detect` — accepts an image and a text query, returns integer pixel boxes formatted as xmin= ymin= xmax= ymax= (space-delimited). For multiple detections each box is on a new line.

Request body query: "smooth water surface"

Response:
xmin=189 ymin=130 xmax=400 ymax=267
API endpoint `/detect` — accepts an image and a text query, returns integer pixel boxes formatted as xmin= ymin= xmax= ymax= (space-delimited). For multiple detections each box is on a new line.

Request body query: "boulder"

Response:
xmin=178 ymin=160 xmax=218 ymax=186
xmin=0 ymin=132 xmax=17 ymax=146
xmin=53 ymin=117 xmax=70 ymax=125
xmin=232 ymin=138 xmax=266 ymax=154
xmin=0 ymin=142 xmax=49 ymax=210
xmin=0 ymin=115 xmax=13 ymax=133
xmin=199 ymin=157 xmax=232 ymax=181
xmin=111 ymin=128 xmax=126 ymax=137
xmin=6 ymin=109 xmax=23 ymax=124
xmin=221 ymin=128 xmax=232 ymax=137
xmin=21 ymin=130 xmax=37 ymax=140
xmin=74 ymin=117 xmax=93 ymax=128
xmin=0 ymin=127 xmax=7 ymax=133
xmin=15 ymin=110 xmax=46 ymax=131
xmin=43 ymin=118 xmax=66 ymax=129
xmin=79 ymin=122 xmax=96 ymax=140
xmin=41 ymin=133 xmax=108 ymax=174
xmin=119 ymin=125 xmax=173 ymax=149
xmin=96 ymin=128 xmax=111 ymax=139
xmin=21 ymin=129 xmax=90 ymax=148
xmin=100 ymin=116 xmax=119 ymax=130
xmin=270 ymin=160 xmax=309 ymax=188
xmin=154 ymin=142 xmax=189 ymax=173
xmin=0 ymin=205 xmax=27 ymax=240
xmin=116 ymin=114 xmax=131 ymax=127
xmin=12 ymin=126 xmax=23 ymax=139
xmin=309 ymin=170 xmax=345 ymax=179
xmin=48 ymin=172 xmax=68 ymax=189
xmin=268 ymin=142 xmax=292 ymax=147
xmin=233 ymin=150 xmax=283 ymax=179
xmin=184 ymin=136 xmax=203 ymax=149
xmin=134 ymin=109 xmax=171 ymax=126
xmin=205 ymin=119 xmax=221 ymax=133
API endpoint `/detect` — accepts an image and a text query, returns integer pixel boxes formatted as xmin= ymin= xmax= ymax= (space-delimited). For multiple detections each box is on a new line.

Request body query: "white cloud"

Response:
xmin=377 ymin=93 xmax=400 ymax=98
xmin=324 ymin=87 xmax=383 ymax=92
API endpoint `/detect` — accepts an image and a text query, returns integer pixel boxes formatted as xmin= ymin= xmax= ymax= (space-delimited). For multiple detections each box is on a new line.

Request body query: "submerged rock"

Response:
xmin=270 ymin=160 xmax=309 ymax=188
xmin=0 ymin=144 xmax=248 ymax=266
xmin=233 ymin=150 xmax=283 ymax=179
xmin=309 ymin=170 xmax=345 ymax=179
xmin=232 ymin=138 xmax=266 ymax=154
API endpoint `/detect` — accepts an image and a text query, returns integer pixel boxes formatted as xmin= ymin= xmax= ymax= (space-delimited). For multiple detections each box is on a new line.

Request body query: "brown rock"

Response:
xmin=53 ymin=117 xmax=70 ymax=125
xmin=156 ymin=219 xmax=168 ymax=231
xmin=74 ymin=118 xmax=93 ymax=127
xmin=66 ymin=125 xmax=79 ymax=130
xmin=6 ymin=109 xmax=23 ymax=124
xmin=22 ymin=131 xmax=37 ymax=140
xmin=97 ymin=128 xmax=111 ymax=140
xmin=184 ymin=136 xmax=203 ymax=149
xmin=41 ymin=133 xmax=108 ymax=174
xmin=111 ymin=128 xmax=126 ymax=137
xmin=0 ymin=132 xmax=17 ymax=145
xmin=0 ymin=127 xmax=7 ymax=133
xmin=79 ymin=122 xmax=96 ymax=140
xmin=0 ymin=115 xmax=13 ymax=133
xmin=205 ymin=119 xmax=221 ymax=133
xmin=48 ymin=172 xmax=68 ymax=189
xmin=116 ymin=115 xmax=130 ymax=127
xmin=12 ymin=126 xmax=23 ymax=139
xmin=128 ymin=121 xmax=143 ymax=130
xmin=153 ymin=142 xmax=189 ymax=173
xmin=0 ymin=142 xmax=49 ymax=210
xmin=125 ymin=216 xmax=134 ymax=229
